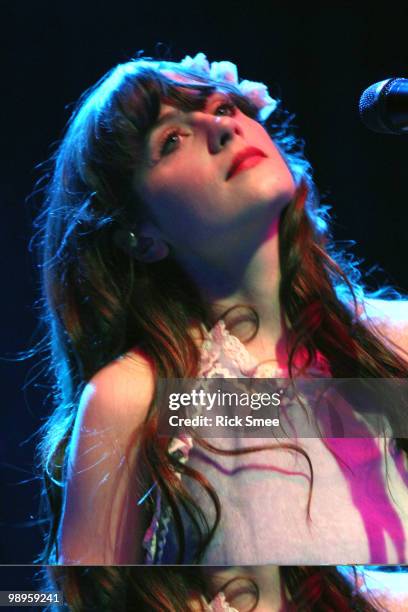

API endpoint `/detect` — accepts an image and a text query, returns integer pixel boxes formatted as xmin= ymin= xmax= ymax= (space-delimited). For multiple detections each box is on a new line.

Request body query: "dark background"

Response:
xmin=1 ymin=0 xmax=407 ymax=595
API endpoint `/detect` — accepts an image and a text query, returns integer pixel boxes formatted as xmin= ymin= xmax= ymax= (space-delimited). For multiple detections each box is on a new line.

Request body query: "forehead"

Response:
xmin=155 ymin=68 xmax=222 ymax=115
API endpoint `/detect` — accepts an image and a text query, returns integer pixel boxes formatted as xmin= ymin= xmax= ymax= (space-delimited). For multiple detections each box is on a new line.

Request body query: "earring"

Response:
xmin=113 ymin=228 xmax=166 ymax=261
xmin=114 ymin=229 xmax=153 ymax=254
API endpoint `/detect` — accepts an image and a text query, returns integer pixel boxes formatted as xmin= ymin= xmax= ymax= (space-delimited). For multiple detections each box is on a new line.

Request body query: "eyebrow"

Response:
xmin=153 ymin=109 xmax=184 ymax=130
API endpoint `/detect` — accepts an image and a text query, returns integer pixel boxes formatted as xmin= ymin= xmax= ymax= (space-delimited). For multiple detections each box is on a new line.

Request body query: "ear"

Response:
xmin=114 ymin=222 xmax=169 ymax=263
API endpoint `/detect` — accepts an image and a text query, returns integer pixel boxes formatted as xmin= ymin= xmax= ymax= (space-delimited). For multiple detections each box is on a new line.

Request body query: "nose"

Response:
xmin=193 ymin=113 xmax=243 ymax=154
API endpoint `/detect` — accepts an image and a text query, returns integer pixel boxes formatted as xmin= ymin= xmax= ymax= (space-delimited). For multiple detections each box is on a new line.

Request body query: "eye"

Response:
xmin=214 ymin=100 xmax=236 ymax=117
xmin=159 ymin=129 xmax=182 ymax=157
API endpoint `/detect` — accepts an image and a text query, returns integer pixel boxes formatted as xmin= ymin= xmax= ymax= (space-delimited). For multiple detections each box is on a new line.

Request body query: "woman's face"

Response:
xmin=135 ymin=75 xmax=296 ymax=261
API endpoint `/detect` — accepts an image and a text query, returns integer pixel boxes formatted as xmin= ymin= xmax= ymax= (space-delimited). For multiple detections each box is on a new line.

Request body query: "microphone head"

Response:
xmin=359 ymin=77 xmax=408 ymax=134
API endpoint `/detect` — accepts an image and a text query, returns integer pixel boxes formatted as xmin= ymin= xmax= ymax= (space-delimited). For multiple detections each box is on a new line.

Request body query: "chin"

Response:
xmin=256 ymin=163 xmax=296 ymax=196
xmin=257 ymin=179 xmax=296 ymax=213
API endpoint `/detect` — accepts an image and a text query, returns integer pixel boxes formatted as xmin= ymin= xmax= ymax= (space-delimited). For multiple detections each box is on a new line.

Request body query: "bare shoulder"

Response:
xmin=360 ymin=297 xmax=408 ymax=359
xmin=60 ymin=349 xmax=155 ymax=564
xmin=77 ymin=348 xmax=155 ymax=433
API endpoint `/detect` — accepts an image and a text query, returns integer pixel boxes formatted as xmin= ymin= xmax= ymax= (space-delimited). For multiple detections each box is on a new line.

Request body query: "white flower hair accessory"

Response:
xmin=179 ymin=52 xmax=277 ymax=121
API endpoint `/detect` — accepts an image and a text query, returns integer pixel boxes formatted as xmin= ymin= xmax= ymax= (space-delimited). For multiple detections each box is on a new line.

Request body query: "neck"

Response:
xmin=178 ymin=216 xmax=288 ymax=364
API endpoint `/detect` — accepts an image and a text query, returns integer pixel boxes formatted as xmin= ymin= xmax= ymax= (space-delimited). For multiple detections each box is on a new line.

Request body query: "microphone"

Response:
xmin=359 ymin=77 xmax=408 ymax=134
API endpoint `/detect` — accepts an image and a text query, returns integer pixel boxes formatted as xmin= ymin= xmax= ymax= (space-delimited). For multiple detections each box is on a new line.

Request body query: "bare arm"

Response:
xmin=57 ymin=351 xmax=155 ymax=564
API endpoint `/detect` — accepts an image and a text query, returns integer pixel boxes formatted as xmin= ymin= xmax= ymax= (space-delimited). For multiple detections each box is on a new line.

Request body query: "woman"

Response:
xmin=36 ymin=52 xmax=408 ymax=609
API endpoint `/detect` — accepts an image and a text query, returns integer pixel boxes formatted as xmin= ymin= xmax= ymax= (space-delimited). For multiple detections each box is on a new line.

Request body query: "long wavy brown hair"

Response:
xmin=34 ymin=55 xmax=408 ymax=610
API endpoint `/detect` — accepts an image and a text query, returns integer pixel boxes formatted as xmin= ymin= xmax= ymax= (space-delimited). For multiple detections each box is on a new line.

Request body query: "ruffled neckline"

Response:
xmin=201 ymin=592 xmax=239 ymax=611
xmin=198 ymin=318 xmax=330 ymax=378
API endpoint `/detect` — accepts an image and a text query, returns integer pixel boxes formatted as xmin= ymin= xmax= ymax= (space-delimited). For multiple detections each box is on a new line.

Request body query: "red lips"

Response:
xmin=226 ymin=146 xmax=267 ymax=180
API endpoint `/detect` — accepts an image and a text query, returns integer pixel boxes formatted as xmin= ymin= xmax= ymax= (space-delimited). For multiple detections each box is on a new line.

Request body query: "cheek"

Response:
xmin=138 ymin=175 xmax=218 ymax=244
xmin=258 ymin=143 xmax=297 ymax=201
xmin=145 ymin=177 xmax=203 ymax=219
xmin=272 ymin=151 xmax=297 ymax=195
xmin=248 ymin=122 xmax=296 ymax=183
xmin=143 ymin=163 xmax=221 ymax=223
xmin=266 ymin=136 xmax=297 ymax=193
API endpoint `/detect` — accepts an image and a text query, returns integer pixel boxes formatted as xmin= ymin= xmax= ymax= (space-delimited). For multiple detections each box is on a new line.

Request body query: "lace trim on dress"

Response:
xmin=199 ymin=319 xmax=260 ymax=377
xmin=201 ymin=592 xmax=240 ymax=611
xmin=142 ymin=435 xmax=193 ymax=564
xmin=199 ymin=319 xmax=330 ymax=378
